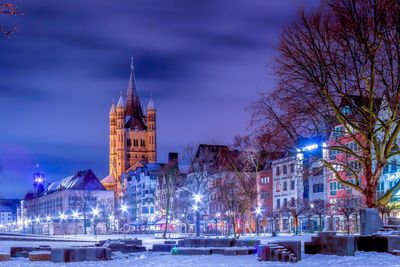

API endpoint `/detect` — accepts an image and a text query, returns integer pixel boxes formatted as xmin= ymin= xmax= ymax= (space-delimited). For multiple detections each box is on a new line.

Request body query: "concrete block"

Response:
xmin=164 ymin=240 xmax=176 ymax=245
xmin=51 ymin=248 xmax=67 ymax=263
xmin=327 ymin=236 xmax=355 ymax=256
xmin=211 ymin=248 xmax=225 ymax=255
xmin=152 ymin=244 xmax=177 ymax=252
xmin=223 ymin=249 xmax=237 ymax=256
xmin=172 ymin=248 xmax=211 ymax=255
xmin=388 ymin=236 xmax=400 ymax=252
xmin=277 ymin=241 xmax=301 ymax=261
xmin=29 ymin=251 xmax=51 ymax=261
xmin=357 ymin=236 xmax=388 ymax=252
xmin=84 ymin=247 xmax=97 ymax=261
xmin=360 ymin=208 xmax=384 ymax=235
xmin=304 ymin=242 xmax=319 ymax=254
xmin=0 ymin=253 xmax=10 ymax=261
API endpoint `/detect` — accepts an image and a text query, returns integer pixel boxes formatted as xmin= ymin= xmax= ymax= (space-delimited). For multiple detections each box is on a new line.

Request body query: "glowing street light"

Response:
xmin=121 ymin=203 xmax=128 ymax=213
xmin=193 ymin=193 xmax=202 ymax=237
xmin=59 ymin=212 xmax=67 ymax=221
xmin=35 ymin=217 xmax=41 ymax=224
xmin=193 ymin=194 xmax=202 ymax=203
xmin=72 ymin=211 xmax=80 ymax=219
xmin=255 ymin=207 xmax=263 ymax=236
xmin=46 ymin=216 xmax=52 ymax=222
xmin=91 ymin=208 xmax=100 ymax=217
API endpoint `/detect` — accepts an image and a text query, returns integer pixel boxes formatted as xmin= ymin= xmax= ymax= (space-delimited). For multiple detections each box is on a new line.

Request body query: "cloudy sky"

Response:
xmin=0 ymin=0 xmax=319 ymax=198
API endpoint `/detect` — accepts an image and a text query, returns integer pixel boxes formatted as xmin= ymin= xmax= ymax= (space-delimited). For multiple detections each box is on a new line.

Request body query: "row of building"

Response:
xmin=15 ymin=59 xmax=400 ymax=236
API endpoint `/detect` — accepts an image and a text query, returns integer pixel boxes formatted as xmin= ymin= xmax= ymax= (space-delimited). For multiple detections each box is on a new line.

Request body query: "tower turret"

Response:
xmin=109 ymin=101 xmax=117 ymax=177
xmin=147 ymin=96 xmax=157 ymax=163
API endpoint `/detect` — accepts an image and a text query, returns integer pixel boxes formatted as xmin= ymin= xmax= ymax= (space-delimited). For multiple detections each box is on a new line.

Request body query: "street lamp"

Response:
xmin=59 ymin=212 xmax=67 ymax=236
xmin=193 ymin=193 xmax=202 ymax=237
xmin=255 ymin=207 xmax=262 ymax=236
xmin=216 ymin=213 xmax=221 ymax=236
xmin=46 ymin=216 xmax=52 ymax=235
xmin=121 ymin=203 xmax=129 ymax=238
xmin=72 ymin=211 xmax=80 ymax=236
xmin=91 ymin=208 xmax=100 ymax=238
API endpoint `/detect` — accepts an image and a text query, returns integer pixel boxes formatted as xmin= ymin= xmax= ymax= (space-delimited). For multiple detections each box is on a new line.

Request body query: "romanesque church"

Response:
xmin=101 ymin=59 xmax=157 ymax=198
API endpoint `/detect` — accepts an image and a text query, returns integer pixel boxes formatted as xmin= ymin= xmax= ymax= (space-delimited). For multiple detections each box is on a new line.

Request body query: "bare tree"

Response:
xmin=251 ymin=0 xmax=400 ymax=208
xmin=335 ymin=197 xmax=360 ymax=235
xmin=1 ymin=3 xmax=21 ymax=38
xmin=378 ymin=202 xmax=398 ymax=224
xmin=70 ymin=190 xmax=97 ymax=234
xmin=282 ymin=198 xmax=304 ymax=235
xmin=99 ymin=199 xmax=115 ymax=233
xmin=155 ymin=158 xmax=179 ymax=239
xmin=311 ymin=199 xmax=328 ymax=232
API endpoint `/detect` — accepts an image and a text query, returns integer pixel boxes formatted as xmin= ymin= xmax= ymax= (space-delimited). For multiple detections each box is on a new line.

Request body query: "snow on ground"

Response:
xmin=0 ymin=234 xmax=399 ymax=266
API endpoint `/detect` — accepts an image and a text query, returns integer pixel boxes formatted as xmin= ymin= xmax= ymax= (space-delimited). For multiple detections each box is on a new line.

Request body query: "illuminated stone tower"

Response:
xmin=102 ymin=58 xmax=157 ymax=198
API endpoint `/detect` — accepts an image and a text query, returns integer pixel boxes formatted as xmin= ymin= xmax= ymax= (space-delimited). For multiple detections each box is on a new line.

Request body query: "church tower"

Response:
xmin=102 ymin=58 xmax=157 ymax=198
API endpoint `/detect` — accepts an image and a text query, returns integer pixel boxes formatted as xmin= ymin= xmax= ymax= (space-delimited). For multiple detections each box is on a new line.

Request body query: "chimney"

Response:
xmin=168 ymin=152 xmax=178 ymax=166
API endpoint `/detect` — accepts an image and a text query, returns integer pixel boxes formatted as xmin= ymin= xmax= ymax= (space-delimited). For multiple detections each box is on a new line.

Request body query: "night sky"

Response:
xmin=0 ymin=0 xmax=319 ymax=198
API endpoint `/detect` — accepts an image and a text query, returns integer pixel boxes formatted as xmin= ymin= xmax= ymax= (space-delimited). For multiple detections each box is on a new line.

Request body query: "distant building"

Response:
xmin=21 ymin=169 xmax=114 ymax=235
xmin=102 ymin=58 xmax=157 ymax=199
xmin=272 ymin=155 xmax=303 ymax=231
xmin=122 ymin=163 xmax=161 ymax=227
xmin=0 ymin=199 xmax=20 ymax=230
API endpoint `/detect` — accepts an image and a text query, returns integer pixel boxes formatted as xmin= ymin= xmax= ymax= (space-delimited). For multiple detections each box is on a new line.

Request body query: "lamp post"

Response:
xmin=91 ymin=207 xmax=99 ymax=238
xmin=72 ymin=211 xmax=79 ymax=237
xmin=216 ymin=213 xmax=221 ymax=236
xmin=193 ymin=194 xmax=202 ymax=237
xmin=255 ymin=207 xmax=262 ymax=236
xmin=121 ymin=203 xmax=128 ymax=239
xmin=59 ymin=212 xmax=67 ymax=237
xmin=46 ymin=216 xmax=52 ymax=235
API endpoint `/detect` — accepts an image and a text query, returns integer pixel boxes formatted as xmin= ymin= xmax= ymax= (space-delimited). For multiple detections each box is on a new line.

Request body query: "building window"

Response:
xmin=290 ymin=180 xmax=295 ymax=190
xmin=330 ymin=182 xmax=337 ymax=195
xmin=276 ymin=199 xmax=280 ymax=208
xmin=312 ymin=183 xmax=324 ymax=193
xmin=283 ymin=198 xmax=287 ymax=207
xmin=260 ymin=177 xmax=269 ymax=184
xmin=289 ymin=197 xmax=294 ymax=207
xmin=275 ymin=181 xmax=281 ymax=192
xmin=283 ymin=181 xmax=287 ymax=191
xmin=283 ymin=165 xmax=287 ymax=175
xmin=290 ymin=164 xmax=294 ymax=173
xmin=276 ymin=166 xmax=280 ymax=176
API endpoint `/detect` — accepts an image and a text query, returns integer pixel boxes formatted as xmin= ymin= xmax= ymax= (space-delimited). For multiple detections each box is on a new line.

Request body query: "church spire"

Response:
xmin=147 ymin=94 xmax=155 ymax=110
xmin=125 ymin=57 xmax=138 ymax=116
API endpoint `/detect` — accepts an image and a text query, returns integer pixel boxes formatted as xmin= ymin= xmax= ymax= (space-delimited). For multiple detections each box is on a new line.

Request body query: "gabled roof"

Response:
xmin=43 ymin=169 xmax=106 ymax=196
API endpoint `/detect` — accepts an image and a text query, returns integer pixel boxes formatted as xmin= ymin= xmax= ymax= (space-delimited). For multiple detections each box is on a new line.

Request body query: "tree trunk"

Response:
xmin=319 ymin=215 xmax=323 ymax=232
xmin=365 ymin=182 xmax=378 ymax=208
xmin=346 ymin=215 xmax=350 ymax=235
xmin=84 ymin=213 xmax=87 ymax=235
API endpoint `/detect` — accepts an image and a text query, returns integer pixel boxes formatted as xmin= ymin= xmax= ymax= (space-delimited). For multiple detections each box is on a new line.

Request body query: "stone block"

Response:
xmin=211 ymin=248 xmax=226 ymax=255
xmin=277 ymin=241 xmax=301 ymax=261
xmin=152 ymin=244 xmax=177 ymax=252
xmin=164 ymin=241 xmax=176 ymax=245
xmin=223 ymin=249 xmax=237 ymax=256
xmin=0 ymin=253 xmax=10 ymax=261
xmin=360 ymin=208 xmax=384 ymax=235
xmin=236 ymin=248 xmax=253 ymax=255
xmin=304 ymin=242 xmax=319 ymax=254
xmin=388 ymin=236 xmax=400 ymax=252
xmin=233 ymin=239 xmax=260 ymax=249
xmin=95 ymin=247 xmax=111 ymax=260
xmin=327 ymin=236 xmax=355 ymax=256
xmin=172 ymin=248 xmax=211 ymax=255
xmin=51 ymin=248 xmax=67 ymax=263
xmin=120 ymin=239 xmax=142 ymax=246
xmin=84 ymin=247 xmax=97 ymax=261
xmin=357 ymin=235 xmax=388 ymax=252
xmin=29 ymin=251 xmax=51 ymax=261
